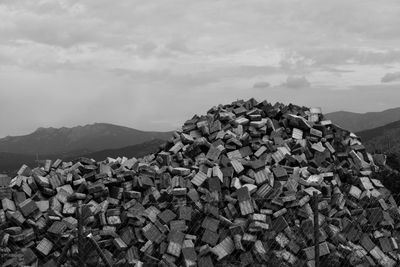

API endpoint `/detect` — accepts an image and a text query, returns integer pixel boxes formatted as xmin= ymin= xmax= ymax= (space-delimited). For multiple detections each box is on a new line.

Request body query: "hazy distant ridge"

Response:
xmin=0 ymin=123 xmax=173 ymax=155
xmin=356 ymin=120 xmax=400 ymax=153
xmin=325 ymin=107 xmax=400 ymax=132
xmin=0 ymin=139 xmax=165 ymax=174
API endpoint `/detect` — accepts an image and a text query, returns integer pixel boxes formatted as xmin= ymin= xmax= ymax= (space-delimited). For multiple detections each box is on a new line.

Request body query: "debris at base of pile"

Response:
xmin=1 ymin=98 xmax=400 ymax=267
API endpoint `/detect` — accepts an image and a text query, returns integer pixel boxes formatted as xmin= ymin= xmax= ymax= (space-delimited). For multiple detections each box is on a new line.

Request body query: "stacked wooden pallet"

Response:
xmin=0 ymin=98 xmax=399 ymax=266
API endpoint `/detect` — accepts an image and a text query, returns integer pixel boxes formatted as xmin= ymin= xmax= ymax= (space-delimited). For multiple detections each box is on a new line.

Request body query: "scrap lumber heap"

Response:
xmin=1 ymin=98 xmax=400 ymax=267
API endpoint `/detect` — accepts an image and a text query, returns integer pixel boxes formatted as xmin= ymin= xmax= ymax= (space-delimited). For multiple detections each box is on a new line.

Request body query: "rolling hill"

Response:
xmin=80 ymin=138 xmax=164 ymax=162
xmin=356 ymin=120 xmax=400 ymax=153
xmin=325 ymin=107 xmax=400 ymax=132
xmin=0 ymin=139 xmax=165 ymax=175
xmin=0 ymin=123 xmax=173 ymax=155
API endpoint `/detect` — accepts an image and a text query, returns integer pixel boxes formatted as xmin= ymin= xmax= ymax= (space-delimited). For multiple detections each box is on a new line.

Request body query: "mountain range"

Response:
xmin=325 ymin=107 xmax=400 ymax=132
xmin=0 ymin=123 xmax=172 ymax=174
xmin=0 ymin=123 xmax=172 ymax=155
xmin=324 ymin=107 xmax=400 ymax=154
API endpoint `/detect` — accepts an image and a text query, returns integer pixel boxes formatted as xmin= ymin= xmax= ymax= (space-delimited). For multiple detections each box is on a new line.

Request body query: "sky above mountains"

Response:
xmin=1 ymin=0 xmax=400 ymax=137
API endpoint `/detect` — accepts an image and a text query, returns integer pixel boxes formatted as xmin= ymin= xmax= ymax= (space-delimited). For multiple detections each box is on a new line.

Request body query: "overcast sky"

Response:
xmin=1 ymin=0 xmax=400 ymax=137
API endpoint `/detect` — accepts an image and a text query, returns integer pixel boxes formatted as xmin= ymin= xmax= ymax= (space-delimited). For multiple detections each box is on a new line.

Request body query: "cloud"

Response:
xmin=253 ymin=81 xmax=270 ymax=89
xmin=321 ymin=66 xmax=355 ymax=73
xmin=381 ymin=72 xmax=400 ymax=83
xmin=1 ymin=0 xmax=400 ymax=137
xmin=281 ymin=76 xmax=311 ymax=89
xmin=110 ymin=65 xmax=280 ymax=88
xmin=165 ymin=40 xmax=191 ymax=54
xmin=295 ymin=47 xmax=400 ymax=67
xmin=2 ymin=0 xmax=400 ymax=78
